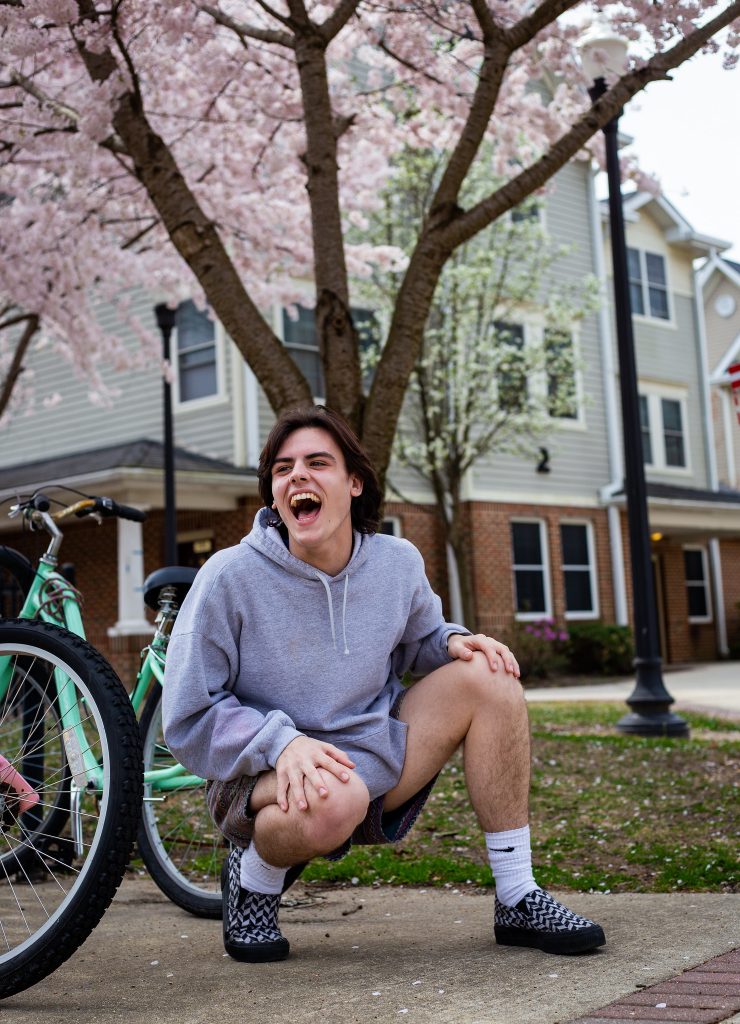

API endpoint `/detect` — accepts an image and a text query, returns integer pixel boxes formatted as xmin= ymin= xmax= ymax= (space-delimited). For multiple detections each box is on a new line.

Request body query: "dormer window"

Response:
xmin=627 ymin=248 xmax=670 ymax=320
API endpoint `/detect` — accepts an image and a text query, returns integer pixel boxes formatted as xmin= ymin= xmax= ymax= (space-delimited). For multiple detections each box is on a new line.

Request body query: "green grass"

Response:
xmin=303 ymin=702 xmax=739 ymax=893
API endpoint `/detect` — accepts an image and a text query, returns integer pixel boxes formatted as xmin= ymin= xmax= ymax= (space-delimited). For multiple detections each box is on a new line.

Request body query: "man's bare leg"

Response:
xmin=383 ymin=650 xmax=530 ymax=831
xmin=382 ymin=651 xmax=605 ymax=954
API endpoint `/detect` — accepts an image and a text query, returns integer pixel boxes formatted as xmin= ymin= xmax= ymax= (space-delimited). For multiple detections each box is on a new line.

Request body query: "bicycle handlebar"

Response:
xmin=15 ymin=492 xmax=147 ymax=526
xmin=90 ymin=497 xmax=147 ymax=523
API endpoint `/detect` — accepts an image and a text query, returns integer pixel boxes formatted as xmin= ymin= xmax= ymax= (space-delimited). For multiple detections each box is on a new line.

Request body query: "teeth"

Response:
xmin=290 ymin=492 xmax=321 ymax=507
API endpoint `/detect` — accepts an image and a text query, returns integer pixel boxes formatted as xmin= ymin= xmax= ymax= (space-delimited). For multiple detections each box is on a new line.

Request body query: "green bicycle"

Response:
xmin=0 ymin=490 xmax=227 ymax=919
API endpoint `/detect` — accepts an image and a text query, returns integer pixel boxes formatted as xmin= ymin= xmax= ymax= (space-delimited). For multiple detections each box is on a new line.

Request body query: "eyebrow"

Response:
xmin=272 ymin=451 xmax=337 ymax=466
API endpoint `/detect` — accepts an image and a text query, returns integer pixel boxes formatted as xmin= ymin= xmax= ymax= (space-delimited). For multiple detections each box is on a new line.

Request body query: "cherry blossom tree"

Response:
xmin=1 ymin=1 xmax=738 ymax=481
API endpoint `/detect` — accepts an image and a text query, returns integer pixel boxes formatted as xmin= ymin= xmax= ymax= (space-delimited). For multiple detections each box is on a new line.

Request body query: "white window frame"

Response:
xmin=493 ymin=316 xmax=584 ymax=429
xmin=381 ymin=516 xmax=402 ymax=537
xmin=560 ymin=520 xmax=599 ymax=621
xmin=638 ymin=383 xmax=691 ymax=476
xmin=173 ymin=307 xmax=227 ymax=412
xmin=683 ymin=545 xmax=713 ymax=624
xmin=511 ymin=518 xmax=552 ymax=621
xmin=627 ymin=247 xmax=675 ymax=327
xmin=541 ymin=323 xmax=585 ymax=430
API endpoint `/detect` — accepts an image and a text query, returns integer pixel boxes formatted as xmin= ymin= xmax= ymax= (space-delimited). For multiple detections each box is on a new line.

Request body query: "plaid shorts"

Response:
xmin=205 ymin=694 xmax=438 ymax=860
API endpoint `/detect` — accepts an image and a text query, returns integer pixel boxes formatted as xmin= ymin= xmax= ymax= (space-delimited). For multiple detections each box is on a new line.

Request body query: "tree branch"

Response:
xmin=440 ymin=0 xmax=740 ymax=251
xmin=8 ymin=70 xmax=127 ymax=152
xmin=318 ymin=0 xmax=361 ymax=42
xmin=72 ymin=0 xmax=312 ymax=415
xmin=198 ymin=4 xmax=295 ymax=48
xmin=503 ymin=0 xmax=583 ymax=51
xmin=0 ymin=314 xmax=39 ymax=421
xmin=427 ymin=8 xmax=510 ymax=215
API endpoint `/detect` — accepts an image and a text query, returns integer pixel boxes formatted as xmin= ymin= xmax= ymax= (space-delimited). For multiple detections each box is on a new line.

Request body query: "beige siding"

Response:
xmin=472 ymin=160 xmax=610 ymax=502
xmin=0 ymin=290 xmax=239 ymax=472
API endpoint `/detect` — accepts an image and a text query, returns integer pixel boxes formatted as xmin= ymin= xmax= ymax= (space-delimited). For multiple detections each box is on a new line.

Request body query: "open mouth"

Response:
xmin=289 ymin=491 xmax=322 ymax=523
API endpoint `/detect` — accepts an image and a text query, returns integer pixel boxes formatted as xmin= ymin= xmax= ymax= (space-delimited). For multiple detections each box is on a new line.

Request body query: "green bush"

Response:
xmin=565 ymin=622 xmax=634 ymax=675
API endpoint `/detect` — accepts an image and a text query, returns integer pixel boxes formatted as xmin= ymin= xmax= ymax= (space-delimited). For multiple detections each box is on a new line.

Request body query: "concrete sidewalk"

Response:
xmin=6 ymin=665 xmax=738 ymax=1023
xmin=525 ymin=659 xmax=740 ymax=717
xmin=4 ymin=879 xmax=739 ymax=1024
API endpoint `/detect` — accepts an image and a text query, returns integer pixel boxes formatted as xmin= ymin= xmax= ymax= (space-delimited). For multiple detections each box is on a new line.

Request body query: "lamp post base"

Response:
xmin=616 ymin=706 xmax=690 ymax=737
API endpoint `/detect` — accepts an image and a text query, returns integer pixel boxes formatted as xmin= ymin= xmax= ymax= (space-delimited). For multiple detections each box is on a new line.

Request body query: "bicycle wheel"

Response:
xmin=0 ymin=547 xmax=35 ymax=619
xmin=137 ymin=686 xmax=225 ymax=918
xmin=0 ymin=619 xmax=142 ymax=999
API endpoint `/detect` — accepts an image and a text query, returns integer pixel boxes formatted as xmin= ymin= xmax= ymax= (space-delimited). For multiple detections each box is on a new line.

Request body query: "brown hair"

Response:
xmin=257 ymin=405 xmax=382 ymax=534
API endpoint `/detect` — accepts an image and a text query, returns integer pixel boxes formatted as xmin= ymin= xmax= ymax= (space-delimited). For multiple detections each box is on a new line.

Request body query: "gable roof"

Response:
xmin=601 ymin=192 xmax=731 ymax=258
xmin=0 ymin=439 xmax=257 ymax=518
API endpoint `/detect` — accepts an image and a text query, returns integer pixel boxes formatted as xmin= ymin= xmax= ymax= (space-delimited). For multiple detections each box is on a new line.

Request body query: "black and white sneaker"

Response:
xmin=221 ymin=849 xmax=290 ymax=963
xmin=494 ymin=888 xmax=605 ymax=955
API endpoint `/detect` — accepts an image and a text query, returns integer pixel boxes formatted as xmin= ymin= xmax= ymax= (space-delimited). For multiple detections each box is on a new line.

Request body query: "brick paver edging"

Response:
xmin=569 ymin=948 xmax=740 ymax=1024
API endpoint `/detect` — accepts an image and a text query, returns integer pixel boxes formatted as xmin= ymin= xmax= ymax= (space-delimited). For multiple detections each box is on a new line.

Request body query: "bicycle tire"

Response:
xmin=0 ymin=549 xmax=77 ymax=873
xmin=0 ymin=547 xmax=35 ymax=619
xmin=0 ymin=619 xmax=142 ymax=999
xmin=137 ymin=685 xmax=224 ymax=918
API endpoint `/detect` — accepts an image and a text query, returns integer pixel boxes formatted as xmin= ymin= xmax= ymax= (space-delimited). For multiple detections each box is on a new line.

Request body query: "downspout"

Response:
xmin=695 ymin=264 xmax=729 ymax=656
xmin=588 ymin=167 xmax=628 ymax=625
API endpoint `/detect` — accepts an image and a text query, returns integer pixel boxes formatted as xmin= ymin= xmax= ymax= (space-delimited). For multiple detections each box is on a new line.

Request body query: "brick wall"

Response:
xmin=465 ymin=503 xmax=614 ymax=636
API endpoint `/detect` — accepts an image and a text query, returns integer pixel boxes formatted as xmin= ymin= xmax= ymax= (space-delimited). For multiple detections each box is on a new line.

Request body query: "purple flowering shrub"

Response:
xmin=503 ymin=617 xmax=569 ymax=681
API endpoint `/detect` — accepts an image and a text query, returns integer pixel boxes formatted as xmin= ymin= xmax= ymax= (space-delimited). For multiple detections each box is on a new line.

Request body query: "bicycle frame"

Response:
xmin=0 ymin=527 xmax=201 ymax=800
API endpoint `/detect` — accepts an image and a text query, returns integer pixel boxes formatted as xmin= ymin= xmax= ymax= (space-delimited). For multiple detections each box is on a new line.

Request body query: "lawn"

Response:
xmin=302 ymin=703 xmax=739 ymax=893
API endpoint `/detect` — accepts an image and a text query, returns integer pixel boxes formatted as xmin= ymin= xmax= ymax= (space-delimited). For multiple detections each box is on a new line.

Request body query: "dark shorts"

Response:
xmin=205 ymin=694 xmax=438 ymax=861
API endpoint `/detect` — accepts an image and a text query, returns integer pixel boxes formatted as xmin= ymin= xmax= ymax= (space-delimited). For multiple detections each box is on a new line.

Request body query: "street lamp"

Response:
xmin=154 ymin=303 xmax=178 ymax=567
xmin=581 ymin=22 xmax=688 ymax=737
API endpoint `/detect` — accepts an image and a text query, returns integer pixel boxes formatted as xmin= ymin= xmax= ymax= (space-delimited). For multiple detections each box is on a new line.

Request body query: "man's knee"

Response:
xmin=460 ymin=651 xmax=527 ymax=713
xmin=300 ymin=770 xmax=370 ymax=856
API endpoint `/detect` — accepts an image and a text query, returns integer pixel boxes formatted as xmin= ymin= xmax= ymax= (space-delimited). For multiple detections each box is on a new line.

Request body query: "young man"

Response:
xmin=163 ymin=406 xmax=605 ymax=963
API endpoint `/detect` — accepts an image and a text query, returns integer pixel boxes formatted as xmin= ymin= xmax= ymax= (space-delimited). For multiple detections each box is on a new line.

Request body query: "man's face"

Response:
xmin=270 ymin=426 xmax=363 ymax=575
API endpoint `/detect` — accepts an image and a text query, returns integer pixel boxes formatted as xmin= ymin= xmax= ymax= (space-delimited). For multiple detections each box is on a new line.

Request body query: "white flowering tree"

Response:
xmin=360 ymin=153 xmax=597 ymax=625
xmin=1 ymin=1 xmax=738 ymax=483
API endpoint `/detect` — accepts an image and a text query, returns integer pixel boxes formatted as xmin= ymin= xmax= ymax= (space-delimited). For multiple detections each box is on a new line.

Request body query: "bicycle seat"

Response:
xmin=143 ymin=567 xmax=199 ymax=611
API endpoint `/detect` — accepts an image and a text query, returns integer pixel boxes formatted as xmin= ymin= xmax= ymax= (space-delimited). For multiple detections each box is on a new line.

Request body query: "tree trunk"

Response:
xmin=448 ymin=495 xmax=477 ymax=631
xmin=0 ymin=315 xmax=39 ymax=420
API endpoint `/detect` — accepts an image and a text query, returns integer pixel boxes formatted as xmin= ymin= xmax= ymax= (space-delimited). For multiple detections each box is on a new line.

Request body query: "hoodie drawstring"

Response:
xmin=315 ymin=573 xmax=351 ymax=655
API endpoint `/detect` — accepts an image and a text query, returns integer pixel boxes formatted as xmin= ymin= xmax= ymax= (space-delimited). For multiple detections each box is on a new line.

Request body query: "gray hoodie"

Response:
xmin=162 ymin=507 xmax=468 ymax=800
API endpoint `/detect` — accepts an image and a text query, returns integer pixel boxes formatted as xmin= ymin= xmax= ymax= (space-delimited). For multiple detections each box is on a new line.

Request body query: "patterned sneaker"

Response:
xmin=494 ymin=889 xmax=605 ymax=955
xmin=221 ymin=849 xmax=290 ymax=962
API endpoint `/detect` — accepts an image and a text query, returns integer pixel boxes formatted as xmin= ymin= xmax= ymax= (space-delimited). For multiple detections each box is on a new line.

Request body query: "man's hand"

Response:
xmin=447 ymin=633 xmax=520 ymax=678
xmin=275 ymin=736 xmax=356 ymax=813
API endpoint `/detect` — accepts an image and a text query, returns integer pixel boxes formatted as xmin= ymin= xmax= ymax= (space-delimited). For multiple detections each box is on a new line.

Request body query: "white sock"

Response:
xmin=484 ymin=825 xmax=538 ymax=907
xmin=239 ymin=843 xmax=287 ymax=895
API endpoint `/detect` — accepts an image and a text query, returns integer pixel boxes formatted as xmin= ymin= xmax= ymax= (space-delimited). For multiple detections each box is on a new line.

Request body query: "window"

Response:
xmin=511 ymin=520 xmax=550 ymax=618
xmin=661 ymin=398 xmax=685 ymax=468
xmin=282 ymin=305 xmax=324 ymax=397
xmin=627 ymin=248 xmax=670 ymax=321
xmin=560 ymin=523 xmax=598 ymax=618
xmin=544 ymin=329 xmax=577 ymax=419
xmin=175 ymin=300 xmax=218 ymax=403
xmin=639 ymin=395 xmax=653 ymax=464
xmin=282 ymin=305 xmax=381 ymax=397
xmin=511 ymin=199 xmax=540 ymax=223
xmin=683 ymin=547 xmax=712 ymax=623
xmin=381 ymin=517 xmax=402 ymax=537
xmin=494 ymin=322 xmax=527 ymax=413
xmin=177 ymin=530 xmax=214 ymax=570
xmin=638 ymin=388 xmax=689 ymax=472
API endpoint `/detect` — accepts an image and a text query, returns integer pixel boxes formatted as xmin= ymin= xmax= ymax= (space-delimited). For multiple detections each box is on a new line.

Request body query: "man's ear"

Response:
xmin=350 ymin=474 xmax=363 ymax=497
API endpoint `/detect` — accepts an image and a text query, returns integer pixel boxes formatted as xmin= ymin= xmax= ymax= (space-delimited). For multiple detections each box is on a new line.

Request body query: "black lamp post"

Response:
xmin=581 ymin=26 xmax=688 ymax=737
xmin=154 ymin=303 xmax=178 ymax=567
